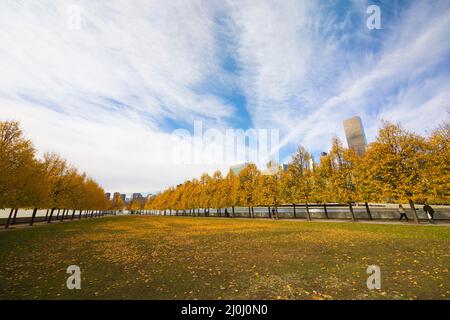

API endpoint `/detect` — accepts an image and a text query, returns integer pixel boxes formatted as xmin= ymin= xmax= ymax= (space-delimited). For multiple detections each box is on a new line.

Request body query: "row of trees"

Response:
xmin=146 ymin=121 xmax=449 ymax=212
xmin=0 ymin=121 xmax=110 ymax=225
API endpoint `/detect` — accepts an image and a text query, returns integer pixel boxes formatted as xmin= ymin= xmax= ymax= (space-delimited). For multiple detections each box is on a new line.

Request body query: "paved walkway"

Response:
xmin=1 ymin=215 xmax=449 ymax=232
xmin=0 ymin=217 xmax=107 ymax=232
xmin=280 ymin=218 xmax=450 ymax=227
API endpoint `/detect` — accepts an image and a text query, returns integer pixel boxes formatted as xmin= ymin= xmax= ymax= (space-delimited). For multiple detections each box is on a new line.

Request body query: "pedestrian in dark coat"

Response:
xmin=423 ymin=202 xmax=435 ymax=224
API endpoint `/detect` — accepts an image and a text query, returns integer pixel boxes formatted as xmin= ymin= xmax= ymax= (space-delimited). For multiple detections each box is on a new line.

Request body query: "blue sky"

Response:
xmin=0 ymin=0 xmax=449 ymax=193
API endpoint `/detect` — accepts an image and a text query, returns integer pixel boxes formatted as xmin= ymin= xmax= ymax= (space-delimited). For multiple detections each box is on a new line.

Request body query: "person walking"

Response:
xmin=398 ymin=204 xmax=408 ymax=221
xmin=224 ymin=208 xmax=229 ymax=217
xmin=272 ymin=207 xmax=279 ymax=220
xmin=423 ymin=201 xmax=435 ymax=224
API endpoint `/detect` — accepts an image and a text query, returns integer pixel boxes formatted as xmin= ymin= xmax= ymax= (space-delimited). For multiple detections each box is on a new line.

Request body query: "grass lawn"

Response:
xmin=0 ymin=216 xmax=449 ymax=300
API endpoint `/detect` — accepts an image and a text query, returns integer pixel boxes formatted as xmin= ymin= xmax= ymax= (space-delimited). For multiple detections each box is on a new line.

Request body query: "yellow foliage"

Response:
xmin=148 ymin=121 xmax=450 ymax=210
xmin=0 ymin=121 xmax=109 ymax=211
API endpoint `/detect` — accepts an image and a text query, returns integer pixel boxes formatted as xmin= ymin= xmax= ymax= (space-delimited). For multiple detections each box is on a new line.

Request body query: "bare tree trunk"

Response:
xmin=45 ymin=209 xmax=49 ymax=221
xmin=71 ymin=210 xmax=76 ymax=220
xmin=349 ymin=203 xmax=356 ymax=222
xmin=232 ymin=206 xmax=235 ymax=218
xmin=5 ymin=208 xmax=14 ymax=229
xmin=408 ymin=199 xmax=419 ymax=224
xmin=61 ymin=209 xmax=66 ymax=222
xmin=323 ymin=203 xmax=329 ymax=219
xmin=11 ymin=208 xmax=19 ymax=225
xmin=48 ymin=208 xmax=55 ymax=223
xmin=30 ymin=208 xmax=38 ymax=226
xmin=293 ymin=203 xmax=296 ymax=219
xmin=365 ymin=202 xmax=372 ymax=220
xmin=305 ymin=203 xmax=311 ymax=221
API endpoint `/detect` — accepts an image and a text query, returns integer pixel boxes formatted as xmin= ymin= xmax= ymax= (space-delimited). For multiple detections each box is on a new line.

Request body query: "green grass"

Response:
xmin=0 ymin=216 xmax=449 ymax=299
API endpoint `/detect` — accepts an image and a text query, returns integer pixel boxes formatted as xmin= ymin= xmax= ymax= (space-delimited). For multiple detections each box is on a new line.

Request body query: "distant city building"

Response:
xmin=321 ymin=152 xmax=328 ymax=157
xmin=120 ymin=194 xmax=126 ymax=202
xmin=132 ymin=193 xmax=143 ymax=200
xmin=105 ymin=193 xmax=111 ymax=200
xmin=230 ymin=163 xmax=248 ymax=175
xmin=112 ymin=192 xmax=124 ymax=203
xmin=343 ymin=116 xmax=367 ymax=156
xmin=282 ymin=164 xmax=289 ymax=172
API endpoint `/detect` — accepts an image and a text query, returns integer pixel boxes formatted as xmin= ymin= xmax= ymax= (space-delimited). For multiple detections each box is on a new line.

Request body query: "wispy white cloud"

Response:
xmin=227 ymin=0 xmax=450 ymax=154
xmin=0 ymin=1 xmax=234 ymax=123
xmin=0 ymin=0 xmax=234 ymax=192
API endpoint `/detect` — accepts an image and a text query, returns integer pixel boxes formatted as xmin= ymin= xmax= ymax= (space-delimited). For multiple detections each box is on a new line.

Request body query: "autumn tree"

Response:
xmin=423 ymin=122 xmax=450 ymax=203
xmin=237 ymin=164 xmax=260 ymax=216
xmin=179 ymin=181 xmax=193 ymax=214
xmin=363 ymin=122 xmax=428 ymax=202
xmin=222 ymin=170 xmax=239 ymax=215
xmin=111 ymin=192 xmax=126 ymax=211
xmin=0 ymin=121 xmax=40 ymax=209
xmin=256 ymin=161 xmax=282 ymax=209
xmin=281 ymin=147 xmax=313 ymax=204
xmin=0 ymin=121 xmax=51 ymax=226
xmin=210 ymin=171 xmax=226 ymax=215
xmin=1 ymin=121 xmax=109 ymax=226
xmin=329 ymin=138 xmax=359 ymax=203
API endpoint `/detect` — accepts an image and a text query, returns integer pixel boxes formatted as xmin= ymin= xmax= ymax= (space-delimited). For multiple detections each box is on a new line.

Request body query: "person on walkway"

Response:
xmin=224 ymin=208 xmax=229 ymax=217
xmin=398 ymin=204 xmax=408 ymax=221
xmin=423 ymin=201 xmax=435 ymax=224
xmin=271 ymin=208 xmax=278 ymax=220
